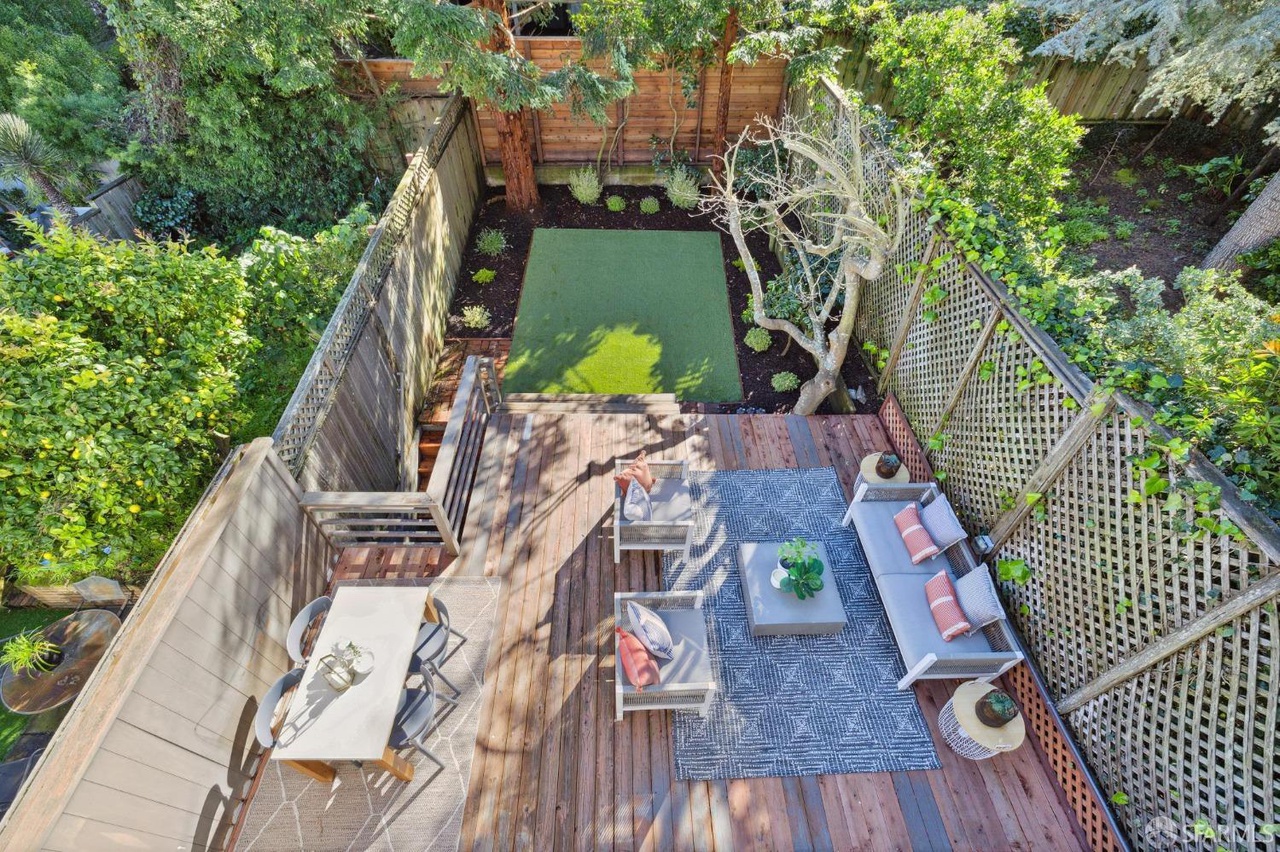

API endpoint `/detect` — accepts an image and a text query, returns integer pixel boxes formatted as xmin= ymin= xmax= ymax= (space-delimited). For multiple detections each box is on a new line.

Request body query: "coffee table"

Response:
xmin=737 ymin=541 xmax=848 ymax=636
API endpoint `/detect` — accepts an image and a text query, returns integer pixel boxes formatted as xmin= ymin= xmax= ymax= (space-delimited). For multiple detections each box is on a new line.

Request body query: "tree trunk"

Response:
xmin=28 ymin=171 xmax=76 ymax=218
xmin=1203 ymin=171 xmax=1280 ymax=270
xmin=709 ymin=7 xmax=739 ymax=181
xmin=494 ymin=108 xmax=540 ymax=211
xmin=793 ymin=369 xmax=838 ymax=416
xmin=478 ymin=0 xmax=540 ymax=211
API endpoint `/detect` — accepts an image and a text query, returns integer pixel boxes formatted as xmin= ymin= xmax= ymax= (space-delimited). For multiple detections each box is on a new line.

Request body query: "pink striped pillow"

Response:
xmin=924 ymin=571 xmax=972 ymax=641
xmin=894 ymin=503 xmax=941 ymax=564
xmin=616 ymin=628 xmax=660 ymax=691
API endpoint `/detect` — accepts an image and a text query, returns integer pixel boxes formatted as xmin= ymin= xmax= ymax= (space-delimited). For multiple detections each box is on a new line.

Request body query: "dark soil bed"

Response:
xmin=449 ymin=183 xmax=879 ymax=414
xmin=1062 ymin=122 xmax=1252 ymax=295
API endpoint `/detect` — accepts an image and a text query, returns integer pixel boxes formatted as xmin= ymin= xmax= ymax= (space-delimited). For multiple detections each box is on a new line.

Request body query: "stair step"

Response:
xmin=500 ymin=392 xmax=681 ymax=415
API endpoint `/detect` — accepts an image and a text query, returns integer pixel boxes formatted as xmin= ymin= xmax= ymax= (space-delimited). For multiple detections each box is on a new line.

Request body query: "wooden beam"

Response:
xmin=987 ymin=388 xmax=1115 ymax=551
xmin=930 ymin=307 xmax=1003 ymax=437
xmin=877 ymin=234 xmax=939 ymax=394
xmin=1058 ymin=569 xmax=1280 ymax=714
xmin=281 ymin=759 xmax=337 ymax=784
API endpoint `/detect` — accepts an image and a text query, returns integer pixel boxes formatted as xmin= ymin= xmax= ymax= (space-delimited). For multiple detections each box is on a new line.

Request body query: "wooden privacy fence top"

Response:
xmin=272 ymin=94 xmax=468 ymax=474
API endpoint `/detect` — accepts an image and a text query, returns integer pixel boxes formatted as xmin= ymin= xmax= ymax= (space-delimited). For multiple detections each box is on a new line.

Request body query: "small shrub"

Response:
xmin=731 ymin=257 xmax=760 ymax=272
xmin=1240 ymin=238 xmax=1280 ymax=304
xmin=461 ymin=305 xmax=491 ymax=329
xmin=568 ymin=167 xmax=602 ymax=205
xmin=1113 ymin=168 xmax=1140 ymax=188
xmin=639 ymin=196 xmax=660 ymax=214
xmin=605 ymin=195 xmax=626 ymax=212
xmin=771 ymin=371 xmax=800 ymax=392
xmin=1180 ymin=155 xmax=1246 ymax=197
xmin=475 ymin=228 xmax=507 ymax=256
xmin=665 ymin=168 xmax=701 ymax=210
xmin=134 ymin=187 xmax=197 ymax=238
xmin=1163 ymin=218 xmax=1183 ymax=236
xmin=744 ymin=327 xmax=772 ymax=353
xmin=1113 ymin=219 xmax=1137 ymax=241
xmin=472 ymin=268 xmax=496 ymax=285
xmin=1062 ymin=218 xmax=1109 ymax=247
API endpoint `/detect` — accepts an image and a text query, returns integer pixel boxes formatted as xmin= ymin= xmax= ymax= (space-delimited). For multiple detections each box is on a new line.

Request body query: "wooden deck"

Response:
xmin=374 ymin=411 xmax=1086 ymax=852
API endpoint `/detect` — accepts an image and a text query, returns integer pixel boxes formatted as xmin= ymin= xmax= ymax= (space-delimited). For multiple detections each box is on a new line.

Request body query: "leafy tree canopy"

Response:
xmin=1028 ymin=0 xmax=1280 ymax=144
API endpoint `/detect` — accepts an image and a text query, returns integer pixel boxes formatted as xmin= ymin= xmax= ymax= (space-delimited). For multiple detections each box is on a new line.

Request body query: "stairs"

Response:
xmin=415 ymin=426 xmax=444 ymax=492
xmin=499 ymin=393 xmax=681 ymax=416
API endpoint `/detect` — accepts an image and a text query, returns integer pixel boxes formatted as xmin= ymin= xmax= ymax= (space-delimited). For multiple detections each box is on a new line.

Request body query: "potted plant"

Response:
xmin=974 ymin=688 xmax=1020 ymax=727
xmin=772 ymin=538 xmax=825 ymax=600
xmin=875 ymin=452 xmax=902 ymax=479
xmin=0 ymin=629 xmax=64 ymax=675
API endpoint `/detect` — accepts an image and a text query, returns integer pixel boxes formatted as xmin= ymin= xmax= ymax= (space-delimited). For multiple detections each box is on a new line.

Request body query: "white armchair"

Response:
xmin=613 ymin=458 xmax=693 ymax=564
xmin=614 ymin=591 xmax=716 ymax=720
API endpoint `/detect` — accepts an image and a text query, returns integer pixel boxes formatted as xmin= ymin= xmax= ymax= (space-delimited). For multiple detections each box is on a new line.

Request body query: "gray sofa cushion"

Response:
xmin=847 ymin=500 xmax=950 ymax=578
xmin=654 ymin=608 xmax=713 ymax=685
xmin=875 ymin=573 xmax=993 ymax=667
xmin=618 ymin=477 xmax=692 ymax=526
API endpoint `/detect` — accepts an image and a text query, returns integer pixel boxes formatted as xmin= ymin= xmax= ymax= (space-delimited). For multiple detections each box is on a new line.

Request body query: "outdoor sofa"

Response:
xmin=842 ymin=482 xmax=1023 ymax=689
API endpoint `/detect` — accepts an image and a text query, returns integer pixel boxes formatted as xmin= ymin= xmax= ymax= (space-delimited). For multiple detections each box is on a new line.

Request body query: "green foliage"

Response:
xmin=0 ymin=113 xmax=79 ymax=211
xmin=1179 ymin=155 xmax=1246 ymax=197
xmin=772 ymin=371 xmax=800 ymax=392
xmin=0 ymin=629 xmax=60 ymax=675
xmin=665 ymin=167 xmax=701 ymax=210
xmin=605 ymin=194 xmax=626 ymax=212
xmin=1112 ymin=167 xmax=1139 ymax=188
xmin=744 ymin=326 xmax=772 ymax=353
xmin=777 ymin=538 xmax=824 ymax=600
xmin=134 ymin=187 xmax=197 ymax=239
xmin=1113 ymin=219 xmax=1137 ymax=241
xmin=1240 ymin=238 xmax=1280 ymax=304
xmin=869 ymin=4 xmax=1082 ymax=228
xmin=0 ymin=221 xmax=251 ymax=585
xmin=236 ymin=207 xmax=373 ymax=441
xmin=475 ymin=227 xmax=508 ymax=256
xmin=568 ymin=166 xmax=603 ymax=205
xmin=639 ymin=196 xmax=660 ymax=214
xmin=997 ymin=557 xmax=1032 ymax=584
xmin=0 ymin=2 xmax=125 ymax=166
xmin=461 ymin=305 xmax=491 ymax=329
xmin=472 ymin=268 xmax=497 ymax=285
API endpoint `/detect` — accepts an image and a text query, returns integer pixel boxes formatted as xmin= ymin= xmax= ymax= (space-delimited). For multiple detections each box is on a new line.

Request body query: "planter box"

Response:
xmin=14 ymin=583 xmax=143 ymax=609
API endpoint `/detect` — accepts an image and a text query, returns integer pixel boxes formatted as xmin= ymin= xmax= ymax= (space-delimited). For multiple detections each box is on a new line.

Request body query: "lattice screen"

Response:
xmin=1068 ymin=601 xmax=1278 ymax=846
xmin=272 ymin=96 xmax=467 ymax=472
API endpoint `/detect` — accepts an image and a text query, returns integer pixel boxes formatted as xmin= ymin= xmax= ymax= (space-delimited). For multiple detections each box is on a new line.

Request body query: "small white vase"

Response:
xmin=770 ymin=567 xmax=789 ymax=590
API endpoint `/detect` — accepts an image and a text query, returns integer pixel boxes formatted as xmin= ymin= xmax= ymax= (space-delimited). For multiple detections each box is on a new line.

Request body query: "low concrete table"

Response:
xmin=737 ymin=541 xmax=848 ymax=636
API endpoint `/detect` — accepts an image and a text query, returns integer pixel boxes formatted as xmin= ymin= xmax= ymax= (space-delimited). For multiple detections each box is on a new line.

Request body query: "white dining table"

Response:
xmin=271 ymin=585 xmax=432 ymax=783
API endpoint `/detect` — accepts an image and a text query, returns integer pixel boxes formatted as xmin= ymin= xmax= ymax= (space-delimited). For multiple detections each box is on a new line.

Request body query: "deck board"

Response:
xmin=342 ymin=413 xmax=1089 ymax=852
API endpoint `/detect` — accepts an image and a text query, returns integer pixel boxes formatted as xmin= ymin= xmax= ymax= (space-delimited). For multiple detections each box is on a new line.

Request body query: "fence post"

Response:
xmin=428 ymin=495 xmax=460 ymax=554
xmin=480 ymin=357 xmax=501 ymax=411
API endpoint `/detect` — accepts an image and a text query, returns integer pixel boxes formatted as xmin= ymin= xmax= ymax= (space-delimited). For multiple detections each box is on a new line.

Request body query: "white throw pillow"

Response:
xmin=955 ymin=567 xmax=1006 ymax=634
xmin=920 ymin=492 xmax=967 ymax=550
xmin=626 ymin=601 xmax=674 ymax=660
xmin=623 ymin=479 xmax=652 ymax=522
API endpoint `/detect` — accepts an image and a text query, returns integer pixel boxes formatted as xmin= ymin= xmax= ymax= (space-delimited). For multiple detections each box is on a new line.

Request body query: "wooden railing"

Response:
xmin=425 ymin=355 xmax=501 ymax=543
xmin=300 ymin=491 xmax=459 ymax=552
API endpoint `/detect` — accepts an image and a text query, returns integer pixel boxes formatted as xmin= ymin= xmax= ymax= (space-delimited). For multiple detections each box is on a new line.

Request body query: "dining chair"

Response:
xmin=388 ymin=681 xmax=457 ymax=769
xmin=255 ymin=668 xmax=304 ymax=749
xmin=286 ymin=596 xmax=332 ymax=665
xmin=410 ymin=600 xmax=464 ymax=698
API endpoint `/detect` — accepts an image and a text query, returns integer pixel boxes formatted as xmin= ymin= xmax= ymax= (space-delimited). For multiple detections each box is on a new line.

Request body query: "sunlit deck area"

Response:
xmin=240 ymin=411 xmax=1097 ymax=851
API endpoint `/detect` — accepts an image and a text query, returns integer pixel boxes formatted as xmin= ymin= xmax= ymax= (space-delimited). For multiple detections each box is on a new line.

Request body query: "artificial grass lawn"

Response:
xmin=0 ymin=608 xmax=72 ymax=759
xmin=504 ymin=229 xmax=743 ymax=402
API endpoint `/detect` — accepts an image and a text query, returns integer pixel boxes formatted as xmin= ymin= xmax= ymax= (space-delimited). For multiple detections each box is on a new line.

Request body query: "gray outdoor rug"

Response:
xmin=662 ymin=466 xmax=940 ymax=780
xmin=236 ymin=576 xmax=500 ymax=852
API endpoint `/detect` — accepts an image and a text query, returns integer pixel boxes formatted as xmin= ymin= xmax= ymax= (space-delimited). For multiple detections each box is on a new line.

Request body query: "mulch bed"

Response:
xmin=448 ymin=184 xmax=879 ymax=414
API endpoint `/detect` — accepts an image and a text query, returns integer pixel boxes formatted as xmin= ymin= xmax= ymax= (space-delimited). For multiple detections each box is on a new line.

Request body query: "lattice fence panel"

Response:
xmin=927 ymin=325 xmax=1081 ymax=532
xmin=885 ymin=248 xmax=996 ymax=433
xmin=998 ymin=412 xmax=1278 ymax=695
xmin=856 ymin=208 xmax=934 ymax=360
xmin=1066 ymin=601 xmax=1278 ymax=851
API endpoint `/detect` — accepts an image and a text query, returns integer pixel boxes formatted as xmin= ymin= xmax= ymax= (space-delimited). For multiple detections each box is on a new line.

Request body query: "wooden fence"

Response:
xmin=800 ymin=78 xmax=1279 ymax=850
xmin=833 ymin=35 xmax=1278 ymax=132
xmin=272 ymin=92 xmax=484 ymax=492
xmin=0 ymin=439 xmax=333 ymax=851
xmin=359 ymin=39 xmax=788 ymax=166
xmin=70 ymin=175 xmax=143 ymax=241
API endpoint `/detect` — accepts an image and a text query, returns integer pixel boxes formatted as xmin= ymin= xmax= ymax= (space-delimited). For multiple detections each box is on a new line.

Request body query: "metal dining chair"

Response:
xmin=286 ymin=596 xmax=332 ymax=665
xmin=388 ymin=681 xmax=457 ymax=770
xmin=409 ymin=601 xmax=464 ymax=698
xmin=255 ymin=668 xmax=304 ymax=749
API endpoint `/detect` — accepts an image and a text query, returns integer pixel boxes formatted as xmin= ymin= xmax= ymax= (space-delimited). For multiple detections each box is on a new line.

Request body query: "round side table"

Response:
xmin=856 ymin=453 xmax=910 ymax=491
xmin=939 ymin=681 xmax=1026 ymax=760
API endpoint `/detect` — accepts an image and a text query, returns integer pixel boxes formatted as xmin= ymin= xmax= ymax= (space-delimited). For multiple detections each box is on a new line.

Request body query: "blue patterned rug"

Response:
xmin=662 ymin=466 xmax=940 ymax=780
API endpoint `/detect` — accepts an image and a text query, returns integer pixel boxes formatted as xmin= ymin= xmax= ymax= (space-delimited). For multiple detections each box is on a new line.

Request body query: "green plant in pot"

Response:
xmin=774 ymin=538 xmax=825 ymax=600
xmin=974 ymin=688 xmax=1020 ymax=727
xmin=1 ymin=629 xmax=64 ymax=675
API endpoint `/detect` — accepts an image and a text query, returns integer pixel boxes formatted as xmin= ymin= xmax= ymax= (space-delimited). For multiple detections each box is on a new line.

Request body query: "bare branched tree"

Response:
xmin=704 ymin=103 xmax=908 ymax=414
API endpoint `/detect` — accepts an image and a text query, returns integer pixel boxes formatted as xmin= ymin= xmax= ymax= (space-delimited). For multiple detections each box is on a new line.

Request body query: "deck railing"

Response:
xmin=425 ymin=355 xmax=500 ymax=542
xmin=801 ymin=77 xmax=1279 ymax=851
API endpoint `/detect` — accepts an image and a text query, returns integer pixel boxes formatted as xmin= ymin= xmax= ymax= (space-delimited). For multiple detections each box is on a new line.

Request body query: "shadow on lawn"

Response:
xmin=505 ymin=322 xmax=720 ymax=401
